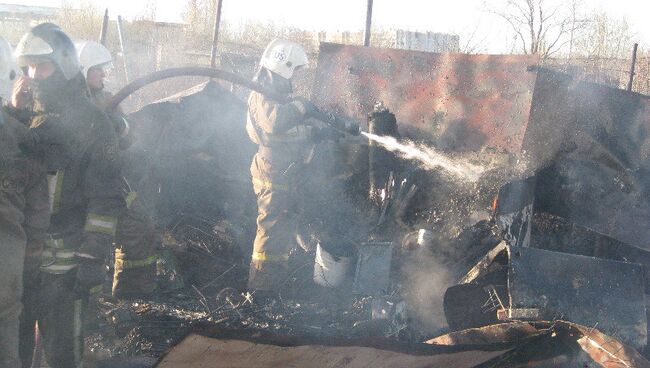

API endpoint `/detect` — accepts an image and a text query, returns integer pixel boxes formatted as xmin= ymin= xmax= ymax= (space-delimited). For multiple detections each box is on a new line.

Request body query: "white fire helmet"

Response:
xmin=75 ymin=40 xmax=112 ymax=79
xmin=259 ymin=39 xmax=308 ymax=80
xmin=15 ymin=23 xmax=80 ymax=80
xmin=0 ymin=36 xmax=18 ymax=101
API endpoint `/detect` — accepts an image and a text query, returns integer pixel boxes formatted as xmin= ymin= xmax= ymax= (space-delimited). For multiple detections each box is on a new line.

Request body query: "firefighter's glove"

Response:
xmin=339 ymin=118 xmax=361 ymax=136
xmin=292 ymin=97 xmax=320 ymax=118
xmin=312 ymin=126 xmax=344 ymax=143
xmin=11 ymin=75 xmax=32 ymax=110
xmin=74 ymin=257 xmax=105 ymax=297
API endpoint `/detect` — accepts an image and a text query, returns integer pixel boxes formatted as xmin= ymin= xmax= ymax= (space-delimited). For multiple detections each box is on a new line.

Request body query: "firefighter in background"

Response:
xmin=14 ymin=23 xmax=125 ymax=368
xmin=77 ymin=40 xmax=157 ymax=298
xmin=246 ymin=39 xmax=326 ymax=293
xmin=0 ymin=35 xmax=50 ymax=368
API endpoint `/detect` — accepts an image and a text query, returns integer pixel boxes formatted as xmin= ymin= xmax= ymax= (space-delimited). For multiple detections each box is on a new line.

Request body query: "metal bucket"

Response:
xmin=313 ymin=244 xmax=352 ymax=288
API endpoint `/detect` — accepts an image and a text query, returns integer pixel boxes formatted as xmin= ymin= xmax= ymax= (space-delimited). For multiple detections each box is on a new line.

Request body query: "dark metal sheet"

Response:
xmin=523 ymin=68 xmax=650 ymax=248
xmin=312 ymin=43 xmax=539 ymax=152
xmin=459 ymin=241 xmax=508 ymax=284
xmin=506 ymin=245 xmax=647 ymax=348
xmin=353 ymin=242 xmax=393 ymax=295
xmin=495 ymin=176 xmax=536 ymax=248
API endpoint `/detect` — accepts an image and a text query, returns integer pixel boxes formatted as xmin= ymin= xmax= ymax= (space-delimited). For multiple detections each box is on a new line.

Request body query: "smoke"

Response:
xmin=362 ymin=132 xmax=488 ymax=182
xmin=401 ymin=247 xmax=455 ymax=336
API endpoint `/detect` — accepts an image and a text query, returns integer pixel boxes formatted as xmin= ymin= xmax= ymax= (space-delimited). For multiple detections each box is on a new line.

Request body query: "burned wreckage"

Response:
xmin=92 ymin=43 xmax=650 ymax=367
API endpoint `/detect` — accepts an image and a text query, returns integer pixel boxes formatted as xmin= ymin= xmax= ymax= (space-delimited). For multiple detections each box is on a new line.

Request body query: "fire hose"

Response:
xmin=108 ymin=67 xmax=359 ymax=136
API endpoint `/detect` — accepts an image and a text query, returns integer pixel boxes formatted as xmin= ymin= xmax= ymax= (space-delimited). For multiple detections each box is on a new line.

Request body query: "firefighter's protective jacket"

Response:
xmin=0 ymin=110 xmax=49 ymax=364
xmin=246 ymin=91 xmax=314 ymax=179
xmin=29 ymin=77 xmax=125 ymax=274
xmin=0 ymin=110 xmax=49 ymax=254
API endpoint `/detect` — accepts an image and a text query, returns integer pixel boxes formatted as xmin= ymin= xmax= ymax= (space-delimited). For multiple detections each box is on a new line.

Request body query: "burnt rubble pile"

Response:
xmin=88 ymin=45 xmax=650 ymax=367
xmin=89 ymin=208 xmax=650 ymax=367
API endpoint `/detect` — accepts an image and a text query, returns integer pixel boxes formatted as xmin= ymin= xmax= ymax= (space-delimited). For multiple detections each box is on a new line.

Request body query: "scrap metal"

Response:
xmin=522 ymin=68 xmax=650 ymax=248
xmin=458 ymin=242 xmax=647 ymax=348
xmin=354 ymin=242 xmax=393 ymax=295
xmin=428 ymin=321 xmax=650 ymax=368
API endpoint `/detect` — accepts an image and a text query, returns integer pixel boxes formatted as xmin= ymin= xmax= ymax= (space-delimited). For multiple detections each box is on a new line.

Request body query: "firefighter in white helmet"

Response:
xmin=76 ymin=41 xmax=130 ymax=142
xmin=246 ymin=39 xmax=329 ymax=294
xmin=0 ymin=36 xmax=18 ymax=101
xmin=0 ymin=35 xmax=49 ymax=368
xmin=15 ymin=23 xmax=125 ymax=368
xmin=76 ymin=40 xmax=157 ymax=299
xmin=76 ymin=41 xmax=112 ymax=93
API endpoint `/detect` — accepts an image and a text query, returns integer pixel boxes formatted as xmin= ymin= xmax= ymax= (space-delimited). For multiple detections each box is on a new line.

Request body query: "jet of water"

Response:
xmin=362 ymin=132 xmax=486 ymax=182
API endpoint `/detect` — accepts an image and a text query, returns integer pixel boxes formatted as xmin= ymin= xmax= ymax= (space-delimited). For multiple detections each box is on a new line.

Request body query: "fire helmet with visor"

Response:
xmin=259 ymin=39 xmax=308 ymax=80
xmin=75 ymin=40 xmax=112 ymax=79
xmin=0 ymin=36 xmax=18 ymax=101
xmin=15 ymin=23 xmax=80 ymax=80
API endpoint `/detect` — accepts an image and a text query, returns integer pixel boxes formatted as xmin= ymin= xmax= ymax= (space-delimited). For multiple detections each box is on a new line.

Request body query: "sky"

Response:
xmin=8 ymin=0 xmax=650 ymax=53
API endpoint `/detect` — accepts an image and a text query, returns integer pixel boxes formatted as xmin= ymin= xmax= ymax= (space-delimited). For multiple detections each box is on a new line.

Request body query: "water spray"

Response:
xmin=362 ymin=132 xmax=486 ymax=182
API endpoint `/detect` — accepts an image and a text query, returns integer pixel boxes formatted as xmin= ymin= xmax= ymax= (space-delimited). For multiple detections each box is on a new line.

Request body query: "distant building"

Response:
xmin=395 ymin=30 xmax=459 ymax=53
xmin=0 ymin=3 xmax=58 ymax=43
xmin=0 ymin=3 xmax=58 ymax=21
xmin=314 ymin=29 xmax=460 ymax=53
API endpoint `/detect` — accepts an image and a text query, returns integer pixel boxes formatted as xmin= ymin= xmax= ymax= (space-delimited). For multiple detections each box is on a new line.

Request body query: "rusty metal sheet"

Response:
xmin=570 ymin=322 xmax=650 ymax=368
xmin=312 ymin=43 xmax=539 ymax=152
xmin=155 ymin=334 xmax=509 ymax=368
xmin=426 ymin=322 xmax=541 ymax=346
xmin=427 ymin=321 xmax=650 ymax=368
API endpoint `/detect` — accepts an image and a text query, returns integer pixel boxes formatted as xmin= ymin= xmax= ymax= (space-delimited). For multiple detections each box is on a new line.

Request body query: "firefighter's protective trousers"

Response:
xmin=112 ymin=196 xmax=157 ymax=297
xmin=246 ymin=91 xmax=312 ymax=291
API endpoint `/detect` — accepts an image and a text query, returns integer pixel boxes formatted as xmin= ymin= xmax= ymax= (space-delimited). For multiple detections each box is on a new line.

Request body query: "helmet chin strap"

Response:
xmin=257 ymin=68 xmax=292 ymax=95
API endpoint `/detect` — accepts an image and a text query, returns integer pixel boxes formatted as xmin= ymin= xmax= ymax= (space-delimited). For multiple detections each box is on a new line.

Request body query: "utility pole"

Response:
xmin=363 ymin=0 xmax=373 ymax=47
xmin=627 ymin=43 xmax=639 ymax=92
xmin=209 ymin=0 xmax=224 ymax=68
xmin=99 ymin=9 xmax=109 ymax=45
xmin=116 ymin=15 xmax=130 ymax=83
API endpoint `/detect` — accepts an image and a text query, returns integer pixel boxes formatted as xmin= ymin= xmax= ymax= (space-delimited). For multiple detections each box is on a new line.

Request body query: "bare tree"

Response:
xmin=57 ymin=0 xmax=103 ymax=41
xmin=457 ymin=22 xmax=489 ymax=54
xmin=574 ymin=12 xmax=633 ymax=59
xmin=488 ymin=0 xmax=587 ymax=58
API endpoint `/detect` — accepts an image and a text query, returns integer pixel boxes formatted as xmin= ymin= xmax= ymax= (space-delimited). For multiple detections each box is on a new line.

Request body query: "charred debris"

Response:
xmin=92 ymin=44 xmax=650 ymax=367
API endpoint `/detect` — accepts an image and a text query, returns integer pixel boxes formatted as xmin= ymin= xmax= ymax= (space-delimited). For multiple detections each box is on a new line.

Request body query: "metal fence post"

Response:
xmin=627 ymin=43 xmax=639 ymax=92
